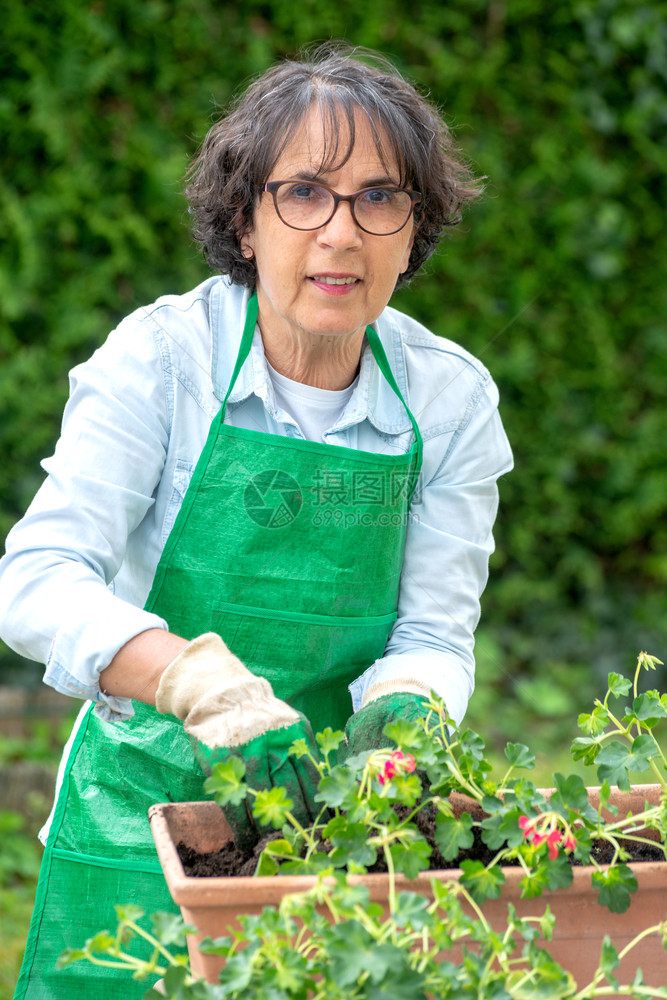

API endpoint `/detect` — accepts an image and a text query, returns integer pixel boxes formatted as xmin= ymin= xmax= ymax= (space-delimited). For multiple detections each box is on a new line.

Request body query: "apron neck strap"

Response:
xmin=223 ymin=292 xmax=424 ymax=477
xmin=221 ymin=291 xmax=259 ymax=413
xmin=363 ymin=324 xmax=424 ymax=464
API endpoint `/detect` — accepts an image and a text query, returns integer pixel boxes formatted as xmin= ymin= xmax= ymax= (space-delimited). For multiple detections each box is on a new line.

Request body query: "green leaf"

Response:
xmin=114 ymin=903 xmax=144 ymax=924
xmin=56 ymin=948 xmax=88 ymax=968
xmin=510 ymin=942 xmax=575 ymax=998
xmin=382 ymin=718 xmax=441 ymax=768
xmin=382 ymin=770 xmax=423 ymax=807
xmin=326 ymin=921 xmax=405 ymax=987
xmin=577 ymin=704 xmax=609 ymax=736
xmin=458 ymin=729 xmax=487 ymax=764
xmin=630 ymin=691 xmax=667 ymax=724
xmin=434 ymin=811 xmax=475 ymax=859
xmin=592 ymin=864 xmax=638 ymax=913
xmin=570 ymin=736 xmax=600 ymax=765
xmin=459 ymin=859 xmax=505 ymax=903
xmin=274 ymin=946 xmax=314 ymax=993
xmin=252 ymin=787 xmax=294 ymax=828
xmin=391 ymin=838 xmax=432 ymax=878
xmin=255 ymin=837 xmax=294 ymax=876
xmin=598 ymin=779 xmax=617 ymax=815
xmin=203 ymin=757 xmax=247 ymax=807
xmin=288 ymin=736 xmax=313 ymax=759
xmin=537 ymin=905 xmax=556 ymax=942
xmin=315 ymin=727 xmax=345 ymax=755
xmin=254 ymin=853 xmax=278 ymax=876
xmin=217 ymin=950 xmax=255 ymax=993
xmin=150 ymin=912 xmax=193 ymax=947
xmin=160 ymin=965 xmax=193 ymax=996
xmin=607 ymin=673 xmax=632 ymax=698
xmin=544 ymin=854 xmax=573 ymax=891
xmin=382 ymin=717 xmax=424 ymax=749
xmin=481 ymin=793 xmax=504 ymax=813
xmin=366 ymin=967 xmax=429 ymax=1000
xmin=571 ymin=826 xmax=593 ymax=865
xmin=520 ymin=865 xmax=549 ymax=898
xmin=314 ymin=765 xmax=358 ymax=808
xmin=480 ymin=808 xmax=525 ymax=851
xmin=279 ymin=852 xmax=334 ymax=875
xmin=596 ymin=736 xmax=655 ymax=791
xmin=393 ymin=891 xmax=431 ymax=930
xmin=328 ymin=818 xmax=378 ymax=868
xmin=197 ymin=935 xmax=233 ymax=955
xmin=330 ymin=877 xmax=373 ymax=913
xmin=599 ymin=935 xmax=619 ymax=990
xmin=504 ymin=742 xmax=535 ymax=769
xmin=549 ymin=772 xmax=594 ymax=818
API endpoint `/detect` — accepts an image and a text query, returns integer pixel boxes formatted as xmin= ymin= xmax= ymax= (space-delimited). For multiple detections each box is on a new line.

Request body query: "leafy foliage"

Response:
xmin=205 ymin=657 xmax=667 ymax=918
xmin=61 ymin=656 xmax=667 ymax=996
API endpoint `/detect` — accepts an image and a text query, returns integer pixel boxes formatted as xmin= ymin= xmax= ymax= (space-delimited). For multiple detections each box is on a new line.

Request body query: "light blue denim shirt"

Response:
xmin=0 ymin=276 xmax=512 ymax=727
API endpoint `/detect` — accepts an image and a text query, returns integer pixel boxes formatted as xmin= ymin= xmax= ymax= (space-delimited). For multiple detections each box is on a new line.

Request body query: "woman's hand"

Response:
xmin=340 ymin=691 xmax=430 ymax=760
xmin=155 ymin=633 xmax=320 ymax=851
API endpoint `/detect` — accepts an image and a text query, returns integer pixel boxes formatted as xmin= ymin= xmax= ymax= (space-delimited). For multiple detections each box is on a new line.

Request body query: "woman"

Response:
xmin=0 ymin=46 xmax=512 ymax=998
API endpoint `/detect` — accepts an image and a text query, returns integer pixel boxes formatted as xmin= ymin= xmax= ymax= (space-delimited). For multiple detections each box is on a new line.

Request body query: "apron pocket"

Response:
xmin=209 ymin=600 xmax=397 ymax=733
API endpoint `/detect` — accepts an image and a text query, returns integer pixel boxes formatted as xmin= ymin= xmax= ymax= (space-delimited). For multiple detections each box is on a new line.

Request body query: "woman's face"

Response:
xmin=244 ymin=107 xmax=414 ymax=347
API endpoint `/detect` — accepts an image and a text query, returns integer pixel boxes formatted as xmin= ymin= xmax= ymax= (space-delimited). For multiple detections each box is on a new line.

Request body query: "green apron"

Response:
xmin=14 ymin=294 xmax=423 ymax=999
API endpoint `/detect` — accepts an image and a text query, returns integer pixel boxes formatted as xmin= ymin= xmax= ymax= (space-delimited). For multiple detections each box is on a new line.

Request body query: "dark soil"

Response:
xmin=179 ymin=833 xmax=282 ymax=878
xmin=177 ymin=802 xmax=665 ymax=878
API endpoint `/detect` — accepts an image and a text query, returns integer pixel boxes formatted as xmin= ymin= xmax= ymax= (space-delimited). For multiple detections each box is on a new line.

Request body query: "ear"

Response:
xmin=237 ymin=213 xmax=255 ymax=260
xmin=239 ymin=229 xmax=255 ymax=260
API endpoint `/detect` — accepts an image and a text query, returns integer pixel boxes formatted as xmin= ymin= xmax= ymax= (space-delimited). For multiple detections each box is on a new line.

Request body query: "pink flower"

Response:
xmin=519 ymin=815 xmax=541 ymax=843
xmin=547 ymin=829 xmax=563 ymax=860
xmin=518 ymin=814 xmax=577 ymax=859
xmin=378 ymin=750 xmax=417 ymax=785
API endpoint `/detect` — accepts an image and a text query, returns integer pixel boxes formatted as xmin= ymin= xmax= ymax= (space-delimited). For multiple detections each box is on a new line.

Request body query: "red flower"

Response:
xmin=546 ymin=829 xmax=563 ymax=860
xmin=518 ymin=814 xmax=576 ymax=859
xmin=563 ymin=833 xmax=577 ymax=853
xmin=378 ymin=750 xmax=417 ymax=785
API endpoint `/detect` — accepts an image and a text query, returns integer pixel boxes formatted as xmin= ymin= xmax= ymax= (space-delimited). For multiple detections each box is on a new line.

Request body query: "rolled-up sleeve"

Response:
xmin=0 ymin=318 xmax=172 ymax=718
xmin=350 ymin=371 xmax=513 ymax=725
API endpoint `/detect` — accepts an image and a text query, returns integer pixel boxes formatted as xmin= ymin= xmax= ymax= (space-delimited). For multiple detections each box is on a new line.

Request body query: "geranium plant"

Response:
xmin=59 ymin=652 xmax=667 ymax=998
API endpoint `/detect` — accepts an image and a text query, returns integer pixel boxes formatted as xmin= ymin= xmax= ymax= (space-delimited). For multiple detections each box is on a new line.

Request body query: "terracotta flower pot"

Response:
xmin=149 ymin=785 xmax=667 ymax=994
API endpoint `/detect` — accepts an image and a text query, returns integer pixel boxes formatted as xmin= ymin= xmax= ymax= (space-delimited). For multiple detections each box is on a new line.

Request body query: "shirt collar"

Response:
xmin=209 ymin=278 xmax=411 ymax=436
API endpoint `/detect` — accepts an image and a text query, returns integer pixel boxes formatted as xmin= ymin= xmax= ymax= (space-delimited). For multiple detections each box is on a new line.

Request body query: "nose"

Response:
xmin=316 ymin=199 xmax=363 ymax=250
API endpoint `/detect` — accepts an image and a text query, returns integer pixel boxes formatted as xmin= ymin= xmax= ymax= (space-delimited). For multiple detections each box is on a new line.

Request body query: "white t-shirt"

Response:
xmin=267 ymin=361 xmax=358 ymax=443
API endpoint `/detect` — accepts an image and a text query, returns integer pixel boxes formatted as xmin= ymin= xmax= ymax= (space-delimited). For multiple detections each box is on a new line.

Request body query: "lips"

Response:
xmin=309 ymin=275 xmax=360 ymax=285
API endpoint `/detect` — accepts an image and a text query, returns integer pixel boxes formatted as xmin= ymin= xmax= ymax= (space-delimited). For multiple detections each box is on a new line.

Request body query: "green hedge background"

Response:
xmin=2 ymin=0 xmax=666 ymax=750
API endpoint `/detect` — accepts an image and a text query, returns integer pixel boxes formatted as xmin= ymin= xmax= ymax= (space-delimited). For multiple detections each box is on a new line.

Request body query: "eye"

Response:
xmin=361 ymin=188 xmax=397 ymax=206
xmin=284 ymin=183 xmax=327 ymax=202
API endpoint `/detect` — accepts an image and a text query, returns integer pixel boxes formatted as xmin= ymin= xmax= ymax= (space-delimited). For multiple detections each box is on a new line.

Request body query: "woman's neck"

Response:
xmin=261 ymin=327 xmax=364 ymax=390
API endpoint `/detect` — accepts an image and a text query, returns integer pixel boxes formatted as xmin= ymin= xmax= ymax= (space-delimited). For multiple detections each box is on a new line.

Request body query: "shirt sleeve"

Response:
xmin=349 ymin=372 xmax=513 ymax=726
xmin=0 ymin=316 xmax=172 ymax=719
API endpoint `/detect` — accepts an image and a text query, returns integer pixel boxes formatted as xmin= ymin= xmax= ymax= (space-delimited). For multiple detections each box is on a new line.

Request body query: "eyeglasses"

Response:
xmin=263 ymin=180 xmax=421 ymax=236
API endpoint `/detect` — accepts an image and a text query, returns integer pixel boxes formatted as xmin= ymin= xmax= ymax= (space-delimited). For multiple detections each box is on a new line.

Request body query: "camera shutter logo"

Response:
xmin=243 ymin=470 xmax=303 ymax=528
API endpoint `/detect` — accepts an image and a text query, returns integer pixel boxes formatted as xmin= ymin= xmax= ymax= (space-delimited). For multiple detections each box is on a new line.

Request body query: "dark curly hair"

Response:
xmin=185 ymin=44 xmax=481 ymax=288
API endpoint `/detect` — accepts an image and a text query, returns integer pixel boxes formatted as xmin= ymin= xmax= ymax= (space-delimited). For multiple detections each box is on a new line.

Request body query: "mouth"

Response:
xmin=309 ymin=274 xmax=360 ymax=286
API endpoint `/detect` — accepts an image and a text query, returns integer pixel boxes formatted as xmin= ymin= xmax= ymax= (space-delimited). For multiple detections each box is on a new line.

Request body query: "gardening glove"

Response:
xmin=341 ymin=681 xmax=432 ymax=760
xmin=155 ymin=632 xmax=320 ymax=851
